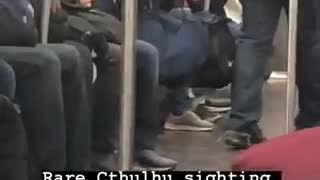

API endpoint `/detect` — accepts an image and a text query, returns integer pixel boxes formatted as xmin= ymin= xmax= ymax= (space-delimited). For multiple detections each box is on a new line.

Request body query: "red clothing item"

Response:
xmin=232 ymin=127 xmax=320 ymax=180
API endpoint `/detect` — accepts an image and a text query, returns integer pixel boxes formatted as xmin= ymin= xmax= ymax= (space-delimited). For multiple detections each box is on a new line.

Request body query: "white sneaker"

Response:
xmin=164 ymin=111 xmax=214 ymax=131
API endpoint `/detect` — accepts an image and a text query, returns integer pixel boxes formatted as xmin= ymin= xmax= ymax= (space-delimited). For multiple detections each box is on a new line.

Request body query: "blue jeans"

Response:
xmin=92 ymin=40 xmax=160 ymax=153
xmin=0 ymin=59 xmax=15 ymax=98
xmin=228 ymin=0 xmax=320 ymax=130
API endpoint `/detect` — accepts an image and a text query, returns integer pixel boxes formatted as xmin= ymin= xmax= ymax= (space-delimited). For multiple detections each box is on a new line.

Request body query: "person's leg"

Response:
xmin=0 ymin=60 xmax=15 ymax=98
xmin=0 ymin=60 xmax=28 ymax=180
xmin=0 ymin=47 xmax=66 ymax=174
xmin=64 ymin=40 xmax=94 ymax=128
xmin=133 ymin=40 xmax=159 ymax=151
xmin=38 ymin=44 xmax=91 ymax=170
xmin=92 ymin=41 xmax=177 ymax=170
xmin=91 ymin=45 xmax=119 ymax=170
xmin=133 ymin=40 xmax=177 ymax=170
xmin=295 ymin=0 xmax=320 ymax=129
xmin=222 ymin=0 xmax=283 ymax=148
xmin=153 ymin=18 xmax=213 ymax=131
xmin=168 ymin=87 xmax=193 ymax=116
xmin=64 ymin=41 xmax=94 ymax=93
xmin=164 ymin=85 xmax=214 ymax=131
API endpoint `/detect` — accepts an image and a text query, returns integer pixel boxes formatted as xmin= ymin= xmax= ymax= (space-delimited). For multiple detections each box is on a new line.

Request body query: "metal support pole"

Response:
xmin=204 ymin=0 xmax=211 ymax=12
xmin=41 ymin=0 xmax=51 ymax=44
xmin=119 ymin=0 xmax=138 ymax=170
xmin=286 ymin=0 xmax=299 ymax=133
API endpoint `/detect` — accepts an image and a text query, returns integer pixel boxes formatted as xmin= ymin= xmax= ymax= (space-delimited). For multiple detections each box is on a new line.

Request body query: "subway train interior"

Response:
xmin=2 ymin=0 xmax=320 ymax=179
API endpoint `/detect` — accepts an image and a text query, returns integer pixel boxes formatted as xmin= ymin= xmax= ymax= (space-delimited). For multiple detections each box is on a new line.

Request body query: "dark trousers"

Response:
xmin=0 ymin=46 xmax=66 ymax=172
xmin=0 ymin=60 xmax=28 ymax=180
xmin=92 ymin=40 xmax=159 ymax=154
xmin=228 ymin=0 xmax=320 ymax=130
xmin=41 ymin=44 xmax=92 ymax=170
xmin=0 ymin=60 xmax=15 ymax=98
xmin=0 ymin=44 xmax=91 ymax=172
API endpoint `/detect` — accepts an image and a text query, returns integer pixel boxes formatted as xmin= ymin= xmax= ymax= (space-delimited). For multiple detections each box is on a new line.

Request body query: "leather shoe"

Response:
xmin=135 ymin=150 xmax=177 ymax=171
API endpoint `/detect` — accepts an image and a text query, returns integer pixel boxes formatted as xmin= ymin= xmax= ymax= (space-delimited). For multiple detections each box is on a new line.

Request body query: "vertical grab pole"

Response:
xmin=204 ymin=0 xmax=211 ymax=12
xmin=41 ymin=0 xmax=51 ymax=44
xmin=286 ymin=0 xmax=299 ymax=134
xmin=119 ymin=0 xmax=138 ymax=170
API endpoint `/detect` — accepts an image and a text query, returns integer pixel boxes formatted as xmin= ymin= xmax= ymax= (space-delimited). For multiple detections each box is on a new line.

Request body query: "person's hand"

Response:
xmin=51 ymin=0 xmax=62 ymax=13
xmin=80 ymin=0 xmax=93 ymax=7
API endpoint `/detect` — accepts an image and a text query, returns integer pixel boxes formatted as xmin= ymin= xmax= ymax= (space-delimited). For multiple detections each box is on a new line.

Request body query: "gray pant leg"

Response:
xmin=228 ymin=0 xmax=283 ymax=130
xmin=0 ymin=47 xmax=66 ymax=171
xmin=38 ymin=44 xmax=91 ymax=170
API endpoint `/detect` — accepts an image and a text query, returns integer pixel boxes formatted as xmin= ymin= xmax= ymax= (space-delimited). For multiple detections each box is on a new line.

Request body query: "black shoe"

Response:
xmin=294 ymin=113 xmax=319 ymax=131
xmin=223 ymin=124 xmax=266 ymax=149
xmin=223 ymin=130 xmax=251 ymax=149
xmin=91 ymin=152 xmax=117 ymax=171
xmin=135 ymin=150 xmax=177 ymax=171
xmin=91 ymin=152 xmax=151 ymax=171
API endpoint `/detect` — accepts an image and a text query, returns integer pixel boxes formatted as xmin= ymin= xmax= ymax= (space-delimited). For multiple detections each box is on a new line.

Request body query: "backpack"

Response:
xmin=0 ymin=95 xmax=28 ymax=180
xmin=166 ymin=9 xmax=235 ymax=88
xmin=0 ymin=2 xmax=37 ymax=46
xmin=193 ymin=16 xmax=235 ymax=88
xmin=142 ymin=0 xmax=235 ymax=88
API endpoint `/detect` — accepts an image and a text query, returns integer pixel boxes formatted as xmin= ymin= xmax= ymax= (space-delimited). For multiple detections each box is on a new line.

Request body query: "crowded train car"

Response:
xmin=1 ymin=0 xmax=320 ymax=179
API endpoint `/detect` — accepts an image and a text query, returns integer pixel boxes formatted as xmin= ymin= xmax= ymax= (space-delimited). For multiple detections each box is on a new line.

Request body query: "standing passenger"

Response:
xmin=222 ymin=0 xmax=320 ymax=149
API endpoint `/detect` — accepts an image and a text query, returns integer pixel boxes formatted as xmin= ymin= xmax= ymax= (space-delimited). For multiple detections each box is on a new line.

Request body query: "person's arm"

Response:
xmin=51 ymin=0 xmax=62 ymax=13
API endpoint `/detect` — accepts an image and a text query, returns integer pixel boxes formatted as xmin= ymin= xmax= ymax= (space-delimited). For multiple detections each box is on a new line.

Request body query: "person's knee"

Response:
xmin=0 ymin=60 xmax=15 ymax=98
xmin=136 ymin=40 xmax=159 ymax=72
xmin=65 ymin=41 xmax=94 ymax=83
xmin=0 ymin=60 xmax=15 ymax=84
xmin=57 ymin=44 xmax=81 ymax=68
xmin=31 ymin=49 xmax=62 ymax=76
xmin=42 ymin=44 xmax=82 ymax=74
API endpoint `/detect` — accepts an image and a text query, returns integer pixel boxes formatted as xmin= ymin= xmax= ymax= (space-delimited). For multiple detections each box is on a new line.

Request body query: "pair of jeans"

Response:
xmin=0 ymin=59 xmax=15 ymax=98
xmin=92 ymin=40 xmax=159 ymax=154
xmin=228 ymin=0 xmax=320 ymax=130
xmin=0 ymin=44 xmax=91 ymax=172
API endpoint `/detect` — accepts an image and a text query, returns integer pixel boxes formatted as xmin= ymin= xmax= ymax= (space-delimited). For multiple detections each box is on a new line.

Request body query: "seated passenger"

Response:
xmin=101 ymin=0 xmax=234 ymax=130
xmin=0 ymin=0 xmax=92 ymax=175
xmin=96 ymin=0 xmax=216 ymax=132
xmin=49 ymin=0 xmax=177 ymax=170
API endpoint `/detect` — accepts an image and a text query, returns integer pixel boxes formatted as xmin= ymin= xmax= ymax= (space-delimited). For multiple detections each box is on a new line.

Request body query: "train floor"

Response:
xmin=157 ymin=78 xmax=287 ymax=170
